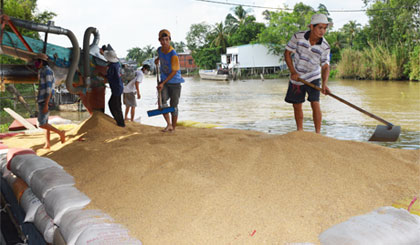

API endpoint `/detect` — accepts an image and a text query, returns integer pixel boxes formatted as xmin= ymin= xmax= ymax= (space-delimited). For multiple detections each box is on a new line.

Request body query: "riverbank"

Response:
xmin=3 ymin=111 xmax=419 ymax=244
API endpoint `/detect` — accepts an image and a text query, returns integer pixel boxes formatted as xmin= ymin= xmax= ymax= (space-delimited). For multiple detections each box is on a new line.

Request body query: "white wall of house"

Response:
xmin=223 ymin=44 xmax=282 ymax=69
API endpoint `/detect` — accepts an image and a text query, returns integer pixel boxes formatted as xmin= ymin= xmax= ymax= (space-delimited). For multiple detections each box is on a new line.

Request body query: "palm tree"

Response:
xmin=224 ymin=5 xmax=249 ymax=34
xmin=211 ymin=22 xmax=228 ymax=53
xmin=142 ymin=45 xmax=156 ymax=59
xmin=126 ymin=47 xmax=144 ymax=63
xmin=342 ymin=21 xmax=361 ymax=48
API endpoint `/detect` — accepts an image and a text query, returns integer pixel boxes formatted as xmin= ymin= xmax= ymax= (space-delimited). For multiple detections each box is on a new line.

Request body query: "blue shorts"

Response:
xmin=285 ymin=79 xmax=320 ymax=104
xmin=37 ymin=102 xmax=49 ymax=126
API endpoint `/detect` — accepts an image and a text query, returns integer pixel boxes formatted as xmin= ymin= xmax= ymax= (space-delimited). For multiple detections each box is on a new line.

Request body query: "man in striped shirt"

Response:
xmin=36 ymin=53 xmax=65 ymax=149
xmin=284 ymin=14 xmax=332 ymax=134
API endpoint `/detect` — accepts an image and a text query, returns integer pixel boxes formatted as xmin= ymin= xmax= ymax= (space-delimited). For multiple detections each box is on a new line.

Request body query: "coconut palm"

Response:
xmin=342 ymin=21 xmax=361 ymax=48
xmin=211 ymin=22 xmax=229 ymax=53
xmin=224 ymin=5 xmax=249 ymax=34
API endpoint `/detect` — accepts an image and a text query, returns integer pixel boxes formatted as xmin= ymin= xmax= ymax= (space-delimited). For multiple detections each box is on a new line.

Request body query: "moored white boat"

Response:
xmin=199 ymin=69 xmax=228 ymax=81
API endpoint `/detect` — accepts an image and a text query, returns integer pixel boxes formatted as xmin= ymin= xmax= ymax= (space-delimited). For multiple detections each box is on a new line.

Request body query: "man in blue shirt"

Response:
xmin=36 ymin=53 xmax=65 ymax=149
xmin=155 ymin=29 xmax=185 ymax=132
xmin=104 ymin=49 xmax=125 ymax=127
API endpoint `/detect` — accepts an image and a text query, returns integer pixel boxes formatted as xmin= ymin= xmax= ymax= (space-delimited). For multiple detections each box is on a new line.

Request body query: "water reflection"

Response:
xmin=99 ymin=76 xmax=419 ymax=150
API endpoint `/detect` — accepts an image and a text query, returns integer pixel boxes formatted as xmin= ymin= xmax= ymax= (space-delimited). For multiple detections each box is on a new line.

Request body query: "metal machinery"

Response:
xmin=1 ymin=13 xmax=109 ymax=113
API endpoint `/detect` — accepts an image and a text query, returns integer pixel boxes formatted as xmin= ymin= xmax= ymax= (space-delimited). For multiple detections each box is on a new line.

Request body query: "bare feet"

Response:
xmin=162 ymin=125 xmax=173 ymax=132
xmin=59 ymin=130 xmax=66 ymax=143
xmin=43 ymin=143 xmax=51 ymax=149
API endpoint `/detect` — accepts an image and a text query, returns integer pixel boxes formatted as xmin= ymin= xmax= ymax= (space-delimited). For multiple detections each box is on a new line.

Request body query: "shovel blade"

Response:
xmin=147 ymin=107 xmax=175 ymax=117
xmin=368 ymin=125 xmax=401 ymax=142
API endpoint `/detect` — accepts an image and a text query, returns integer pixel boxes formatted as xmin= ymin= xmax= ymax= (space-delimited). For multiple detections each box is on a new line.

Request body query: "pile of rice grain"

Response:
xmin=4 ymin=112 xmax=419 ymax=244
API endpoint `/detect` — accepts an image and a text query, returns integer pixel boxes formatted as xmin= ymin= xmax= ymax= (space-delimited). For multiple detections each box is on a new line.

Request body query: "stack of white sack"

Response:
xmin=319 ymin=206 xmax=420 ymax=244
xmin=4 ymin=149 xmax=143 ymax=244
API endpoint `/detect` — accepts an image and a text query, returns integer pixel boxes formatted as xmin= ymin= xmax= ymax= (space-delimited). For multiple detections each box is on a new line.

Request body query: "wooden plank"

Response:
xmin=3 ymin=107 xmax=37 ymax=130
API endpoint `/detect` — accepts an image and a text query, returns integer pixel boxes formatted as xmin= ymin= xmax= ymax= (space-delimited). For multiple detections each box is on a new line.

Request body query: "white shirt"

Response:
xmin=123 ymin=70 xmax=144 ymax=93
xmin=286 ymin=31 xmax=330 ymax=85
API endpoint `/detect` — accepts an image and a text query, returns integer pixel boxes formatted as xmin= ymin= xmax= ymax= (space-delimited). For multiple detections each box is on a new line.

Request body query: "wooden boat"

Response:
xmin=199 ymin=69 xmax=229 ymax=81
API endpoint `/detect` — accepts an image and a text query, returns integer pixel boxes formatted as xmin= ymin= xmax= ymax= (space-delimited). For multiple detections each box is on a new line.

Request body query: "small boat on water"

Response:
xmin=199 ymin=69 xmax=229 ymax=81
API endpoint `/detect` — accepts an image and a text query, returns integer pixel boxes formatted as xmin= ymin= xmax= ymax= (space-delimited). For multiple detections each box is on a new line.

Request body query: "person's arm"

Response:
xmin=135 ymin=82 xmax=141 ymax=99
xmin=284 ymin=49 xmax=299 ymax=81
xmin=321 ymin=64 xmax=330 ymax=95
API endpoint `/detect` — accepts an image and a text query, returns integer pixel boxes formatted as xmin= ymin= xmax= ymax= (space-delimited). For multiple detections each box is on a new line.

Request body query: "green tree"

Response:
xmin=143 ymin=45 xmax=156 ymax=58
xmin=363 ymin=0 xmax=420 ymax=49
xmin=186 ymin=22 xmax=212 ymax=51
xmin=325 ymin=31 xmax=346 ymax=64
xmin=256 ymin=3 xmax=323 ymax=56
xmin=224 ymin=5 xmax=249 ymax=34
xmin=126 ymin=47 xmax=145 ymax=65
xmin=192 ymin=47 xmax=221 ymax=69
xmin=1 ymin=0 xmax=56 ymax=64
xmin=2 ymin=0 xmax=56 ymax=39
xmin=341 ymin=21 xmax=361 ymax=48
xmin=228 ymin=16 xmax=265 ymax=46
xmin=171 ymin=41 xmax=186 ymax=53
xmin=210 ymin=22 xmax=229 ymax=53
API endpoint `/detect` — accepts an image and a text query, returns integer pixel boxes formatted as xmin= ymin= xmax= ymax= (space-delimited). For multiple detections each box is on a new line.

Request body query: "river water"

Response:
xmin=65 ymin=76 xmax=420 ymax=150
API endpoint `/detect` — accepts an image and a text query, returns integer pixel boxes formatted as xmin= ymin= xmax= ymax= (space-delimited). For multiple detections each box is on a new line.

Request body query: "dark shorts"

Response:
xmin=285 ymin=79 xmax=320 ymax=104
xmin=123 ymin=92 xmax=137 ymax=107
xmin=37 ymin=102 xmax=49 ymax=126
xmin=162 ymin=83 xmax=182 ymax=116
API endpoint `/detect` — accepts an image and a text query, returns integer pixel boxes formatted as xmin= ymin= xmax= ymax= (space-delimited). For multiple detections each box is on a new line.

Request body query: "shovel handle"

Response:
xmin=297 ymin=78 xmax=394 ymax=128
xmin=156 ymin=63 xmax=162 ymax=109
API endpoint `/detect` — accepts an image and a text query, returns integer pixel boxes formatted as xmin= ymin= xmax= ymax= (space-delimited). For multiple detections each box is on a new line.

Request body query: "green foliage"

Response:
xmin=0 ymin=123 xmax=10 ymax=133
xmin=191 ymin=47 xmax=221 ymax=69
xmin=186 ymin=22 xmax=212 ymax=51
xmin=337 ymin=44 xmax=410 ymax=80
xmin=324 ymin=31 xmax=345 ymax=64
xmin=228 ymin=16 xmax=265 ymax=46
xmin=210 ymin=22 xmax=229 ymax=53
xmin=341 ymin=21 xmax=361 ymax=48
xmin=329 ymin=68 xmax=338 ymax=78
xmin=408 ymin=46 xmax=420 ymax=81
xmin=126 ymin=45 xmax=156 ymax=65
xmin=337 ymin=48 xmax=363 ymax=78
xmin=172 ymin=41 xmax=186 ymax=53
xmin=3 ymin=0 xmax=56 ymax=39
xmin=364 ymin=0 xmax=420 ymax=50
xmin=187 ymin=5 xmax=265 ymax=69
xmin=1 ymin=0 xmax=56 ymax=64
xmin=257 ymin=4 xmax=317 ymax=55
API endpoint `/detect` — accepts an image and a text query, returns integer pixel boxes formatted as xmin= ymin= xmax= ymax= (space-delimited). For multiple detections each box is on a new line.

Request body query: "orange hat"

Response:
xmin=158 ymin=29 xmax=171 ymax=39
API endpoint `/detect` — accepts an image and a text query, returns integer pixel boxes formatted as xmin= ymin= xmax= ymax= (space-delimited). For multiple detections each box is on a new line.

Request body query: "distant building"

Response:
xmin=178 ymin=51 xmax=197 ymax=73
xmin=221 ymin=44 xmax=286 ymax=74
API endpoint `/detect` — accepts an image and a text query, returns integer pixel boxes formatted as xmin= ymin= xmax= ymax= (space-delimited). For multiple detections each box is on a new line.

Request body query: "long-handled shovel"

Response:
xmin=147 ymin=66 xmax=175 ymax=117
xmin=297 ymin=78 xmax=401 ymax=142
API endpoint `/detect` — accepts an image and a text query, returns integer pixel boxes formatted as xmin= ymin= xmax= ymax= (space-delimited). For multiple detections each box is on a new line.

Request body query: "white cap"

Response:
xmin=103 ymin=50 xmax=119 ymax=63
xmin=308 ymin=14 xmax=333 ymax=28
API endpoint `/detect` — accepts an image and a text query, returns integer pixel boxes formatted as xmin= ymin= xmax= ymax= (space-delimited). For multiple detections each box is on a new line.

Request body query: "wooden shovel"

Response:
xmin=297 ymin=78 xmax=401 ymax=142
